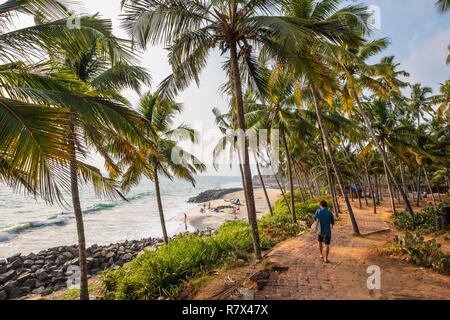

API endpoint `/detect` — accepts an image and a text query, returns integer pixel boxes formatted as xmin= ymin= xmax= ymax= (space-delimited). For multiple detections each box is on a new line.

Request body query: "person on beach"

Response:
xmin=184 ymin=213 xmax=188 ymax=231
xmin=314 ymin=200 xmax=334 ymax=263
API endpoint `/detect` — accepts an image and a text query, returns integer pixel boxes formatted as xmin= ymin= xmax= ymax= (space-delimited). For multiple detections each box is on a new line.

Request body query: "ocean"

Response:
xmin=0 ymin=176 xmax=242 ymax=258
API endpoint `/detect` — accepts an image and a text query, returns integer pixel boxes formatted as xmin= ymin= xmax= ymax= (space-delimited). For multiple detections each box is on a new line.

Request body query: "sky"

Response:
xmin=18 ymin=0 xmax=450 ymax=176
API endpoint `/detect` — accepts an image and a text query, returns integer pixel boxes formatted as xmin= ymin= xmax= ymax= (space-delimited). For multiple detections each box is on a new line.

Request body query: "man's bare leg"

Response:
xmin=318 ymin=242 xmax=323 ymax=259
xmin=324 ymin=244 xmax=330 ymax=263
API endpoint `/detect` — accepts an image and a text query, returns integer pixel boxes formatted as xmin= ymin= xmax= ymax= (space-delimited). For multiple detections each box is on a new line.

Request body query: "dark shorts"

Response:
xmin=318 ymin=234 xmax=331 ymax=245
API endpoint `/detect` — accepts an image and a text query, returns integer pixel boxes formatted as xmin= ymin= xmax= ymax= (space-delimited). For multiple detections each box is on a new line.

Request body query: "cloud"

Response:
xmin=401 ymin=27 xmax=450 ymax=91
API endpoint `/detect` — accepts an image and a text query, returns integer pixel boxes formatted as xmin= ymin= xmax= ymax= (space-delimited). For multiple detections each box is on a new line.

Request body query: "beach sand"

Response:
xmin=178 ymin=188 xmax=282 ymax=232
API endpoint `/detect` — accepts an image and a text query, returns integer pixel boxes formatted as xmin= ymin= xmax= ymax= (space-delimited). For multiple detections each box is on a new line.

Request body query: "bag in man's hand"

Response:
xmin=311 ymin=217 xmax=321 ymax=234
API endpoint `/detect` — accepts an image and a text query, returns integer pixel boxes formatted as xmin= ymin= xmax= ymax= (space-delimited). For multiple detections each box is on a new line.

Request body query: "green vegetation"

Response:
xmin=100 ymin=207 xmax=309 ymax=300
xmin=393 ymin=203 xmax=449 ymax=231
xmin=273 ymin=192 xmax=333 ymax=226
xmin=393 ymin=231 xmax=450 ymax=275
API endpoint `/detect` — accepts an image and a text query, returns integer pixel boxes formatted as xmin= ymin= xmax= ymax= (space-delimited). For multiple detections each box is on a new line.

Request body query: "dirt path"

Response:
xmin=194 ymin=200 xmax=450 ymax=300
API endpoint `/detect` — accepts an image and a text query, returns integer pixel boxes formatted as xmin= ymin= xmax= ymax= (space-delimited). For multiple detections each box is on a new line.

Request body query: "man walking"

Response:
xmin=314 ymin=200 xmax=335 ymax=263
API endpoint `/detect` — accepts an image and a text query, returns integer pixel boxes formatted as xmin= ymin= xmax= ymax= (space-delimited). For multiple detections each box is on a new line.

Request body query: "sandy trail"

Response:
xmin=194 ymin=197 xmax=450 ymax=300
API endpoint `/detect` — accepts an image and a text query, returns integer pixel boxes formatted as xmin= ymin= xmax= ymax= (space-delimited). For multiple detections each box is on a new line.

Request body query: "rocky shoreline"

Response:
xmin=0 ymin=237 xmax=163 ymax=300
xmin=187 ymin=188 xmax=243 ymax=203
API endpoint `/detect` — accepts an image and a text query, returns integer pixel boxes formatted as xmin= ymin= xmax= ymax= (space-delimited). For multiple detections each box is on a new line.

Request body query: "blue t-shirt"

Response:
xmin=314 ymin=208 xmax=335 ymax=237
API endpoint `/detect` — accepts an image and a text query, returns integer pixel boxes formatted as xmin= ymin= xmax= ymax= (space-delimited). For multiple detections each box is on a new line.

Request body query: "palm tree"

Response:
xmin=433 ymin=80 xmax=450 ymax=119
xmin=362 ymin=98 xmax=417 ymax=214
xmin=408 ymin=84 xmax=433 ymax=206
xmin=119 ymin=92 xmax=205 ymax=244
xmin=330 ymin=35 xmax=416 ymax=217
xmin=57 ymin=34 xmax=151 ymax=300
xmin=0 ymin=1 xmax=152 ymax=300
xmin=0 ymin=1 xmax=127 ymax=200
xmin=120 ymin=0 xmax=365 ymax=259
xmin=282 ymin=0 xmax=372 ymax=234
xmin=246 ymin=67 xmax=308 ymax=223
xmin=409 ymin=84 xmax=433 ymax=127
xmin=436 ymin=0 xmax=450 ymax=12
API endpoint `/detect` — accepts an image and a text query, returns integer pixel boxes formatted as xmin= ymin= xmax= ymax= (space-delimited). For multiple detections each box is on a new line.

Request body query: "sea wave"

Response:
xmin=0 ymin=215 xmax=70 ymax=242
xmin=0 ymin=194 xmax=151 ymax=242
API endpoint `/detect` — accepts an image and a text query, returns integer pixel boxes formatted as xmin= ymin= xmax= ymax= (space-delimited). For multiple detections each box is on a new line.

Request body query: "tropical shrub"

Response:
xmin=393 ymin=203 xmax=448 ymax=231
xmin=273 ymin=190 xmax=333 ymax=226
xmin=100 ymin=217 xmax=299 ymax=300
xmin=259 ymin=213 xmax=303 ymax=246
xmin=394 ymin=231 xmax=450 ymax=275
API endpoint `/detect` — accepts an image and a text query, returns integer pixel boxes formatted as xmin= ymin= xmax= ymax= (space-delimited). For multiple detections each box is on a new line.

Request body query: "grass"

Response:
xmin=99 ymin=191 xmax=328 ymax=300
xmin=51 ymin=284 xmax=98 ymax=300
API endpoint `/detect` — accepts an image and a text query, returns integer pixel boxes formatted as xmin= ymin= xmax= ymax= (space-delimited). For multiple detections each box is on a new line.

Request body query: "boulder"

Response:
xmin=0 ymin=270 xmax=16 ymax=284
xmin=27 ymin=253 xmax=37 ymax=260
xmin=17 ymin=272 xmax=32 ymax=284
xmin=34 ymin=260 xmax=45 ymax=266
xmin=6 ymin=253 xmax=21 ymax=263
xmin=121 ymin=253 xmax=133 ymax=262
xmin=7 ymin=259 xmax=22 ymax=269
xmin=32 ymin=287 xmax=45 ymax=295
xmin=0 ymin=265 xmax=6 ymax=274
xmin=63 ymin=252 xmax=74 ymax=259
xmin=0 ymin=290 xmax=7 ymax=300
xmin=23 ymin=279 xmax=36 ymax=289
xmin=23 ymin=259 xmax=35 ymax=268
xmin=35 ymin=270 xmax=48 ymax=281
xmin=3 ymin=280 xmax=20 ymax=298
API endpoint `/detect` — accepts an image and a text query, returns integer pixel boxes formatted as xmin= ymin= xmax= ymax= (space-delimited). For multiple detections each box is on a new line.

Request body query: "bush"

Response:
xmin=394 ymin=231 xmax=450 ymax=275
xmin=259 ymin=213 xmax=302 ymax=246
xmin=273 ymin=190 xmax=333 ymax=226
xmin=393 ymin=203 xmax=448 ymax=231
xmin=100 ymin=217 xmax=299 ymax=300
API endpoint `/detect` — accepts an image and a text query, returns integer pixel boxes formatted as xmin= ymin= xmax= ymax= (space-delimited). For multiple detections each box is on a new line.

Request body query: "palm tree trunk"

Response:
xmin=356 ymin=185 xmax=362 ymax=209
xmin=311 ymin=86 xmax=360 ymax=235
xmin=254 ymin=153 xmax=273 ymax=216
xmin=423 ymin=167 xmax=438 ymax=210
xmin=384 ymin=165 xmax=397 ymax=214
xmin=374 ymin=174 xmax=380 ymax=204
xmin=354 ymin=96 xmax=414 ymax=217
xmin=367 ymin=173 xmax=377 ymax=214
xmin=281 ymin=129 xmax=296 ymax=223
xmin=230 ymin=42 xmax=261 ymax=260
xmin=381 ymin=142 xmax=396 ymax=214
xmin=68 ymin=113 xmax=89 ymax=301
xmin=153 ymin=159 xmax=169 ymax=244
xmin=399 ymin=160 xmax=408 ymax=199
xmin=320 ymin=134 xmax=339 ymax=216
xmin=292 ymin=164 xmax=305 ymax=202
xmin=274 ymin=170 xmax=292 ymax=216
xmin=237 ymin=152 xmax=250 ymax=210
xmin=416 ymin=167 xmax=422 ymax=207
xmin=332 ymin=175 xmax=342 ymax=214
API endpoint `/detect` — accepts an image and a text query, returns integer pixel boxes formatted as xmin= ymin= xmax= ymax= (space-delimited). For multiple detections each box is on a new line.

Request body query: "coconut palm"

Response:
xmin=281 ymin=0 xmax=372 ymax=234
xmin=117 ymin=92 xmax=205 ymax=244
xmin=120 ymin=0 xmax=367 ymax=259
xmin=436 ymin=0 xmax=450 ymax=12
xmin=0 ymin=0 xmax=132 ymax=201
xmin=362 ymin=98 xmax=417 ymax=213
xmin=54 ymin=33 xmax=151 ymax=300
xmin=408 ymin=84 xmax=433 ymax=127
xmin=329 ymin=34 xmax=416 ymax=217
xmin=433 ymin=79 xmax=450 ymax=119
